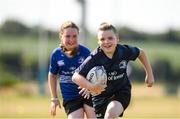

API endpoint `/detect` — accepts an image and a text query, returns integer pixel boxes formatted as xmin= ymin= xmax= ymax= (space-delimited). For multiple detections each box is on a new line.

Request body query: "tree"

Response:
xmin=0 ymin=19 xmax=29 ymax=35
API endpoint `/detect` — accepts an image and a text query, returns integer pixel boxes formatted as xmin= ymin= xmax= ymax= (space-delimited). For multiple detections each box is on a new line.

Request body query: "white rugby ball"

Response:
xmin=86 ymin=66 xmax=107 ymax=85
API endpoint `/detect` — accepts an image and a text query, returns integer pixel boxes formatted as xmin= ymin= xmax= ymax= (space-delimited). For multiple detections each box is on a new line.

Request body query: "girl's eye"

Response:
xmin=65 ymin=35 xmax=70 ymax=38
xmin=65 ymin=35 xmax=77 ymax=39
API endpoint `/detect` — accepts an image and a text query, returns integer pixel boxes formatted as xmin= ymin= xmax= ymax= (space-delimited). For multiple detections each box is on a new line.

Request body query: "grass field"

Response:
xmin=0 ymin=82 xmax=179 ymax=119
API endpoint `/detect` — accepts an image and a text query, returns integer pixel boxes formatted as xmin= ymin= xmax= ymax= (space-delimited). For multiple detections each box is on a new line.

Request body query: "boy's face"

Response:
xmin=60 ymin=27 xmax=78 ymax=50
xmin=97 ymin=30 xmax=118 ymax=55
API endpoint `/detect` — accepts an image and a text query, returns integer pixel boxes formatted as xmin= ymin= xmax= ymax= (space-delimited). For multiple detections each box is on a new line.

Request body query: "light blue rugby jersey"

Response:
xmin=49 ymin=45 xmax=90 ymax=101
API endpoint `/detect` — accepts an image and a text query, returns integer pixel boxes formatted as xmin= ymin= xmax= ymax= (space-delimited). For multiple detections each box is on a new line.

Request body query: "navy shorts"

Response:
xmin=63 ymin=96 xmax=93 ymax=115
xmin=92 ymin=88 xmax=131 ymax=118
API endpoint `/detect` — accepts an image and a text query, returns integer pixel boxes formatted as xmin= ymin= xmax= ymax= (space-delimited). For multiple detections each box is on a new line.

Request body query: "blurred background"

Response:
xmin=0 ymin=0 xmax=179 ymax=118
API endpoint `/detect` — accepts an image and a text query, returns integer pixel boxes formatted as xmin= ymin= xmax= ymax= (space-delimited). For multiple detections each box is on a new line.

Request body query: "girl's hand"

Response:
xmin=50 ymin=99 xmax=61 ymax=116
xmin=79 ymin=87 xmax=90 ymax=99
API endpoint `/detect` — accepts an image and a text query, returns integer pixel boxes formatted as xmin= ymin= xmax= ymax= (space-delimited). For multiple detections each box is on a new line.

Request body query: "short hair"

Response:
xmin=98 ymin=22 xmax=117 ymax=34
xmin=59 ymin=21 xmax=79 ymax=35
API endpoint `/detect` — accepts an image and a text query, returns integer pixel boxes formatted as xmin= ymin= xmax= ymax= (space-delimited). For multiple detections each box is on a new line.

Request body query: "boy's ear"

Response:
xmin=97 ymin=39 xmax=100 ymax=45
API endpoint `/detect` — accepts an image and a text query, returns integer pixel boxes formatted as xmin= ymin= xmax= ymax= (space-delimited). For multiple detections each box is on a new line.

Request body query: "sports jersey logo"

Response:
xmin=119 ymin=60 xmax=127 ymax=69
xmin=108 ymin=73 xmax=124 ymax=81
xmin=69 ymin=66 xmax=76 ymax=71
xmin=59 ymin=75 xmax=74 ymax=83
xmin=108 ymin=71 xmax=117 ymax=76
xmin=57 ymin=60 xmax=65 ymax=66
xmin=96 ymin=113 xmax=102 ymax=118
xmin=78 ymin=57 xmax=85 ymax=63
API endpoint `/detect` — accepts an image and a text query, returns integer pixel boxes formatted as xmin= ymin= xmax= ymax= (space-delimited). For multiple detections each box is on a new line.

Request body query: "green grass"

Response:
xmin=0 ymin=82 xmax=65 ymax=119
xmin=125 ymin=83 xmax=180 ymax=118
xmin=0 ymin=82 xmax=179 ymax=118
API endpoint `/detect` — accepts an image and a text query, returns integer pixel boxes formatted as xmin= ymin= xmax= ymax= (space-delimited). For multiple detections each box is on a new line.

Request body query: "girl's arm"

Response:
xmin=48 ymin=72 xmax=59 ymax=99
xmin=48 ymin=72 xmax=61 ymax=116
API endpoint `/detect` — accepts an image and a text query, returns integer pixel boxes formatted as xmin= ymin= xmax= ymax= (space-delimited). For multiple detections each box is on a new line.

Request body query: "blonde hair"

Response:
xmin=59 ymin=21 xmax=79 ymax=36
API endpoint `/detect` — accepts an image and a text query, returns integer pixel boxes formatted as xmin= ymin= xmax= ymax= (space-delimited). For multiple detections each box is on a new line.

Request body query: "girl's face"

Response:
xmin=60 ymin=27 xmax=78 ymax=50
xmin=97 ymin=30 xmax=118 ymax=56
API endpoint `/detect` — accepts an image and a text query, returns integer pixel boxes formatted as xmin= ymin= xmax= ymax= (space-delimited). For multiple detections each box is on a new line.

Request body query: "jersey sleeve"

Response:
xmin=75 ymin=55 xmax=93 ymax=78
xmin=125 ymin=45 xmax=140 ymax=61
xmin=80 ymin=45 xmax=91 ymax=57
xmin=49 ymin=51 xmax=59 ymax=75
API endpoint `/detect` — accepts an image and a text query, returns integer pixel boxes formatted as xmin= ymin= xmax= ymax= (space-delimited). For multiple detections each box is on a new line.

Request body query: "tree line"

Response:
xmin=1 ymin=19 xmax=180 ymax=43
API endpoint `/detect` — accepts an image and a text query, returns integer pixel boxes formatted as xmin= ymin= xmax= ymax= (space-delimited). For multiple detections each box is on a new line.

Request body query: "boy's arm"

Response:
xmin=138 ymin=49 xmax=155 ymax=87
xmin=72 ymin=72 xmax=106 ymax=94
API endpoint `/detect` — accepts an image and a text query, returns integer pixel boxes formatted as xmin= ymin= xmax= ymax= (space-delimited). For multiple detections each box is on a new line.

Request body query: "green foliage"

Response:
xmin=0 ymin=19 xmax=29 ymax=36
xmin=0 ymin=19 xmax=58 ymax=39
xmin=0 ymin=34 xmax=58 ymax=64
xmin=121 ymin=40 xmax=180 ymax=69
xmin=0 ymin=66 xmax=20 ymax=87
xmin=116 ymin=26 xmax=180 ymax=43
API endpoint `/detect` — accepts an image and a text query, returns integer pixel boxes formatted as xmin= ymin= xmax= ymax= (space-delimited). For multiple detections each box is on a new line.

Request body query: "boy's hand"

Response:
xmin=145 ymin=75 xmax=154 ymax=87
xmin=89 ymin=83 xmax=107 ymax=95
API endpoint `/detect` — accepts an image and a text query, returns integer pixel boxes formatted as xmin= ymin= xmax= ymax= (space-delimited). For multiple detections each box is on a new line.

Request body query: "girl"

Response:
xmin=48 ymin=21 xmax=96 ymax=119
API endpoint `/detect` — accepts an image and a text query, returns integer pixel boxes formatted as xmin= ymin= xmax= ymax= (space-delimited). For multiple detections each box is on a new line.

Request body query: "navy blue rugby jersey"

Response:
xmin=49 ymin=45 xmax=90 ymax=101
xmin=76 ymin=44 xmax=140 ymax=96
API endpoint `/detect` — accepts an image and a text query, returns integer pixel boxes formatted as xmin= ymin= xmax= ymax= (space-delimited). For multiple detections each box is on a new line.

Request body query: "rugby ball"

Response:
xmin=86 ymin=66 xmax=107 ymax=85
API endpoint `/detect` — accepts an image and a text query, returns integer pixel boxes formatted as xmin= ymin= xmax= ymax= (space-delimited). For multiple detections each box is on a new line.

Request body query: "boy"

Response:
xmin=72 ymin=22 xmax=154 ymax=119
